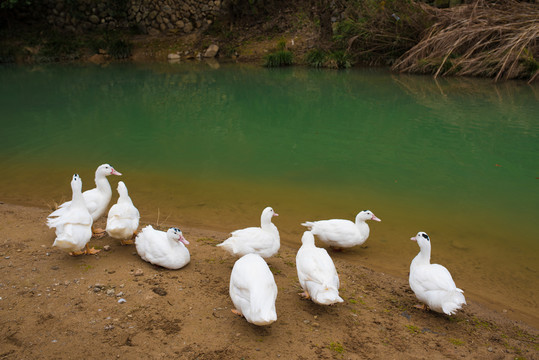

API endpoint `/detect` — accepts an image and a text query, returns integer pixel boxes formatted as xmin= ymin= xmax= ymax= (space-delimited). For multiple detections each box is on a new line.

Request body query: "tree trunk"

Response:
xmin=314 ymin=0 xmax=333 ymax=47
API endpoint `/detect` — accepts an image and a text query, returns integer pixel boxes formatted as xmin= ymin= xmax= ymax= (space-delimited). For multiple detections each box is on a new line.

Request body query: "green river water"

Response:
xmin=0 ymin=63 xmax=537 ymax=326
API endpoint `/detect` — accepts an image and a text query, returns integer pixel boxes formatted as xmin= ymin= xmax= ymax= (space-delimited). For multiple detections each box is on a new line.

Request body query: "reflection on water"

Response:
xmin=0 ymin=63 xmax=537 ymax=326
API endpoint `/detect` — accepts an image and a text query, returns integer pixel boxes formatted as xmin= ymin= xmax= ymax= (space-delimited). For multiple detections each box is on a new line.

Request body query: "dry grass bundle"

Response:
xmin=392 ymin=0 xmax=539 ymax=82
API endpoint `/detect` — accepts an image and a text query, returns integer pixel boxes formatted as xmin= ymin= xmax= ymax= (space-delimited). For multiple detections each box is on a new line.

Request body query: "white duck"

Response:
xmin=217 ymin=207 xmax=280 ymax=258
xmin=135 ymin=225 xmax=190 ymax=269
xmin=106 ymin=181 xmax=140 ymax=244
xmin=296 ymin=231 xmax=343 ymax=305
xmin=229 ymin=253 xmax=278 ymax=326
xmin=409 ymin=232 xmax=466 ymax=315
xmin=301 ymin=210 xmax=381 ymax=249
xmin=48 ymin=164 xmax=122 ymax=237
xmin=47 ymin=174 xmax=94 ymax=255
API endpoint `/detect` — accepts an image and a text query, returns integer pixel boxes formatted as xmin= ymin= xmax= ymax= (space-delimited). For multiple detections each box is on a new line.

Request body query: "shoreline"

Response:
xmin=0 ymin=202 xmax=537 ymax=359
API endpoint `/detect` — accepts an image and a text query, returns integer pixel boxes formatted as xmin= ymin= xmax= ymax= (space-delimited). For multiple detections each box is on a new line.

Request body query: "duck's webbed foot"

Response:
xmin=231 ymin=309 xmax=243 ymax=317
xmin=85 ymin=244 xmax=101 ymax=255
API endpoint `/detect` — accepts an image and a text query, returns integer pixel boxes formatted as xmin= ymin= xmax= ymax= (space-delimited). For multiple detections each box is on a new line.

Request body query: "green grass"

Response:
xmin=264 ymin=50 xmax=293 ymax=67
xmin=305 ymin=48 xmax=327 ymax=68
xmin=405 ymin=324 xmax=420 ymax=334
xmin=108 ymin=39 xmax=132 ymax=59
xmin=449 ymin=338 xmax=464 ymax=346
xmin=328 ymin=341 xmax=344 ymax=354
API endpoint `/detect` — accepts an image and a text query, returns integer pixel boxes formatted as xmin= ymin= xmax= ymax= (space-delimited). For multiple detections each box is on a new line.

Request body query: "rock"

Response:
xmin=148 ymin=28 xmax=160 ymax=36
xmin=89 ymin=15 xmax=99 ymax=24
xmin=118 ymin=298 xmax=127 ymax=304
xmin=203 ymin=44 xmax=219 ymax=58
xmin=88 ymin=54 xmax=107 ymax=64
xmin=168 ymin=53 xmax=180 ymax=62
xmin=133 ymin=269 xmax=144 ymax=276
xmin=103 ymin=245 xmax=111 ymax=251
xmin=175 ymin=20 xmax=184 ymax=28
xmin=152 ymin=287 xmax=167 ymax=296
xmin=184 ymin=22 xmax=193 ymax=32
xmin=106 ymin=289 xmax=115 ymax=296
xmin=205 ymin=58 xmax=220 ymax=69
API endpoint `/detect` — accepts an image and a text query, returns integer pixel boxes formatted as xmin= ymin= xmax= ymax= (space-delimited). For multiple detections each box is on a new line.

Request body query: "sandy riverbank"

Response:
xmin=0 ymin=202 xmax=537 ymax=359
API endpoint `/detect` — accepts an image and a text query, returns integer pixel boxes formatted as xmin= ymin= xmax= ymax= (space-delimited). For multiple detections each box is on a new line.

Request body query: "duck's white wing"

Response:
xmin=309 ymin=219 xmax=357 ymax=237
xmin=219 ymin=227 xmax=276 ymax=256
xmin=411 ymin=264 xmax=457 ymax=292
xmin=135 ymin=226 xmax=167 ymax=262
xmin=48 ymin=203 xmax=92 ymax=228
xmin=297 ymin=247 xmax=339 ymax=287
xmin=107 ymin=203 xmax=140 ymax=232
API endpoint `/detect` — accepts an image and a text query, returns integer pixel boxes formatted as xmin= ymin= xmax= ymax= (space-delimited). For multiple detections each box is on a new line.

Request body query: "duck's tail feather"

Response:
xmin=442 ymin=290 xmax=466 ymax=315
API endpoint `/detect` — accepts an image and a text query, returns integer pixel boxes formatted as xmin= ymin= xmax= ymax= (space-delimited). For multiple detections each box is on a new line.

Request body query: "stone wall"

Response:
xmin=16 ymin=0 xmax=227 ymax=35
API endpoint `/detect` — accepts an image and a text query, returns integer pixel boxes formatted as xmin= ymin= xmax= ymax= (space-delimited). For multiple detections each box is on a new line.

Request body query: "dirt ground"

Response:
xmin=0 ymin=203 xmax=537 ymax=359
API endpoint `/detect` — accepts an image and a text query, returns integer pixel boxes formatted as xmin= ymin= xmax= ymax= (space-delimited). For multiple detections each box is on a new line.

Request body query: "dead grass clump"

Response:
xmin=392 ymin=0 xmax=539 ymax=82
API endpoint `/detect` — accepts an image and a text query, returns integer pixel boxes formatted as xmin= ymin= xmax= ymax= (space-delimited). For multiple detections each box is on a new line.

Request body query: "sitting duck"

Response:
xmin=47 ymin=174 xmax=94 ymax=255
xmin=229 ymin=253 xmax=278 ymax=326
xmin=301 ymin=210 xmax=381 ymax=250
xmin=106 ymin=181 xmax=140 ymax=244
xmin=409 ymin=232 xmax=466 ymax=315
xmin=296 ymin=231 xmax=343 ymax=305
xmin=217 ymin=207 xmax=280 ymax=258
xmin=135 ymin=225 xmax=190 ymax=269
xmin=48 ymin=164 xmax=122 ymax=237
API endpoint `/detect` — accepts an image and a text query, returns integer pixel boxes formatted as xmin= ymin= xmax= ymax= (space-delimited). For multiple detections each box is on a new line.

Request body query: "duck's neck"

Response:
xmin=261 ymin=221 xmax=278 ymax=236
xmin=411 ymin=246 xmax=431 ymax=269
xmin=72 ymin=186 xmax=85 ymax=207
xmin=118 ymin=193 xmax=133 ymax=205
xmin=95 ymin=173 xmax=112 ymax=195
xmin=355 ymin=220 xmax=370 ymax=236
